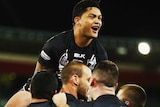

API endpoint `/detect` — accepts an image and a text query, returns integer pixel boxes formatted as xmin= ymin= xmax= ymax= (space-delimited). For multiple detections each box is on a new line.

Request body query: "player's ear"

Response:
xmin=125 ymin=100 xmax=131 ymax=106
xmin=72 ymin=74 xmax=79 ymax=86
xmin=115 ymin=83 xmax=118 ymax=89
xmin=90 ymin=78 xmax=97 ymax=87
xmin=74 ymin=16 xmax=80 ymax=25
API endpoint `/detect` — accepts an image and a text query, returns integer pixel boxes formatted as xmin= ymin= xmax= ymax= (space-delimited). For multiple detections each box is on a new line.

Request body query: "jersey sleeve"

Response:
xmin=38 ymin=37 xmax=59 ymax=69
xmin=37 ymin=31 xmax=70 ymax=70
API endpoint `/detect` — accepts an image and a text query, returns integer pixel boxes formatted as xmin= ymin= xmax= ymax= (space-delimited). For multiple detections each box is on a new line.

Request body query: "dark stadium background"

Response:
xmin=0 ymin=0 xmax=160 ymax=107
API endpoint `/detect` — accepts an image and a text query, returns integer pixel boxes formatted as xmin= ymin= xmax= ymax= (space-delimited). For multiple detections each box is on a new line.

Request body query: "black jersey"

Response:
xmin=39 ymin=29 xmax=107 ymax=73
xmin=66 ymin=93 xmax=82 ymax=107
xmin=78 ymin=94 xmax=127 ymax=107
xmin=38 ymin=29 xmax=108 ymax=86
xmin=28 ymin=101 xmax=56 ymax=107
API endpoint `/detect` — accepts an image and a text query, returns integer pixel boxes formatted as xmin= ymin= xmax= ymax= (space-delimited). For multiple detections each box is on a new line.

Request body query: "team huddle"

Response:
xmin=4 ymin=0 xmax=147 ymax=107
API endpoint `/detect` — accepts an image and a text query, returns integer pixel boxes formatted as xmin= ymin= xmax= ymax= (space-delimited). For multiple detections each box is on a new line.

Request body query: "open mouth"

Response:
xmin=91 ymin=26 xmax=99 ymax=32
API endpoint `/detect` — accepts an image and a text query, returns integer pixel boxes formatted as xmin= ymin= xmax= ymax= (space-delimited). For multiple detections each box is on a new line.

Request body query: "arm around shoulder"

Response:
xmin=4 ymin=90 xmax=31 ymax=107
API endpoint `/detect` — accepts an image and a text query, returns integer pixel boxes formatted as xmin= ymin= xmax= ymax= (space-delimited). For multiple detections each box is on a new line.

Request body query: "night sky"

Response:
xmin=0 ymin=0 xmax=160 ymax=39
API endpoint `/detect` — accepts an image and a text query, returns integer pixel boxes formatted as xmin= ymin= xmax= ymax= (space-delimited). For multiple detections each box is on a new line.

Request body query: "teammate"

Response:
xmin=32 ymin=0 xmax=108 ymax=91
xmin=28 ymin=71 xmax=58 ymax=107
xmin=78 ymin=60 xmax=127 ymax=107
xmin=117 ymin=84 xmax=147 ymax=107
xmin=5 ymin=70 xmax=69 ymax=107
xmin=53 ymin=60 xmax=127 ymax=107
xmin=53 ymin=61 xmax=92 ymax=107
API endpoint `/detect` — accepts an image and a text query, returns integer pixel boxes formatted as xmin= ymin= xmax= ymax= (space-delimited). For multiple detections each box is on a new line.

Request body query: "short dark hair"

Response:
xmin=31 ymin=71 xmax=58 ymax=101
xmin=72 ymin=0 xmax=101 ymax=23
xmin=119 ymin=84 xmax=147 ymax=107
xmin=93 ymin=60 xmax=119 ymax=87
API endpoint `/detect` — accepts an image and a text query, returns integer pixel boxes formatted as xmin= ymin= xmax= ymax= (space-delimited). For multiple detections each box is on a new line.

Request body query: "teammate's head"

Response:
xmin=72 ymin=0 xmax=103 ymax=39
xmin=88 ymin=60 xmax=119 ymax=100
xmin=31 ymin=70 xmax=58 ymax=101
xmin=72 ymin=0 xmax=101 ymax=24
xmin=117 ymin=84 xmax=147 ymax=107
xmin=92 ymin=60 xmax=119 ymax=87
xmin=61 ymin=61 xmax=92 ymax=101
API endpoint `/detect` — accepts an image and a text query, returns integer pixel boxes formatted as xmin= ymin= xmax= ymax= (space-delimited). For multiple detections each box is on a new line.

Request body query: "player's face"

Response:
xmin=77 ymin=66 xmax=92 ymax=101
xmin=78 ymin=7 xmax=102 ymax=38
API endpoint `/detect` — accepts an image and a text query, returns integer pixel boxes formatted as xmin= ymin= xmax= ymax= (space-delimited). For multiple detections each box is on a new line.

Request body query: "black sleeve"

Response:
xmin=38 ymin=37 xmax=59 ymax=69
xmin=96 ymin=39 xmax=108 ymax=61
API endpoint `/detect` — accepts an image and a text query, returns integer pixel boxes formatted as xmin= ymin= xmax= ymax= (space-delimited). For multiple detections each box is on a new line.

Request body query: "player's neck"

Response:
xmin=60 ymin=84 xmax=78 ymax=99
xmin=74 ymin=30 xmax=93 ymax=47
xmin=93 ymin=86 xmax=116 ymax=100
